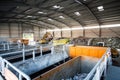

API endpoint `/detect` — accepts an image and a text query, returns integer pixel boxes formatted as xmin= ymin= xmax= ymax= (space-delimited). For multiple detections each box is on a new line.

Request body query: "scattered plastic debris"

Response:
xmin=62 ymin=73 xmax=87 ymax=80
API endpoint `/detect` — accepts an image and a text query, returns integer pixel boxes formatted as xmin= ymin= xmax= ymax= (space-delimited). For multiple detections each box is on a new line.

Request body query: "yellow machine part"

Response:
xmin=40 ymin=32 xmax=52 ymax=44
xmin=40 ymin=39 xmax=47 ymax=44
xmin=53 ymin=39 xmax=69 ymax=46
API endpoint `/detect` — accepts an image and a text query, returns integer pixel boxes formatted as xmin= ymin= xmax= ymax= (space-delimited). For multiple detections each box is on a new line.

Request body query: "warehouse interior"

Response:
xmin=0 ymin=0 xmax=120 ymax=80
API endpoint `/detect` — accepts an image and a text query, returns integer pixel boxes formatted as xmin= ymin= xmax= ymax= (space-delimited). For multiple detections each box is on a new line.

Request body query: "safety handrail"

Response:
xmin=2 ymin=59 xmax=31 ymax=80
xmin=0 ymin=45 xmax=52 ymax=56
xmin=0 ymin=45 xmax=68 ymax=80
xmin=1 ymin=45 xmax=54 ymax=62
xmin=84 ymin=48 xmax=111 ymax=80
xmin=0 ymin=42 xmax=22 ymax=51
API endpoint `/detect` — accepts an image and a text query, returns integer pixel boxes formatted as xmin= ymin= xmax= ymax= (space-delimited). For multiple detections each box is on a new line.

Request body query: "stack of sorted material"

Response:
xmin=61 ymin=73 xmax=87 ymax=80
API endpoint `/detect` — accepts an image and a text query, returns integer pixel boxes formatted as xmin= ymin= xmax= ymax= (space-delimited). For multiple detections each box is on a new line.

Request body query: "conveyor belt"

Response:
xmin=2 ymin=50 xmax=51 ymax=63
xmin=11 ymin=52 xmax=69 ymax=77
xmin=30 ymin=57 xmax=71 ymax=79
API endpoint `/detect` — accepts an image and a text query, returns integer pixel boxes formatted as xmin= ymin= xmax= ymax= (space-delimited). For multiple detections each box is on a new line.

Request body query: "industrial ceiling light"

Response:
xmin=97 ymin=6 xmax=104 ymax=11
xmin=38 ymin=11 xmax=47 ymax=14
xmin=74 ymin=12 xmax=81 ymax=16
xmin=59 ymin=16 xmax=65 ymax=19
xmin=53 ymin=5 xmax=63 ymax=9
xmin=48 ymin=18 xmax=53 ymax=21
xmin=26 ymin=15 xmax=33 ymax=18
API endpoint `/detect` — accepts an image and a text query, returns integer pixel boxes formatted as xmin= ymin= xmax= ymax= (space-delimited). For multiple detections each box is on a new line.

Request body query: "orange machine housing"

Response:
xmin=69 ymin=46 xmax=107 ymax=58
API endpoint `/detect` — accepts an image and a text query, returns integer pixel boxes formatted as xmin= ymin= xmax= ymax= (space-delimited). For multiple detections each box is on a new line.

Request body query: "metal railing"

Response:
xmin=0 ymin=45 xmax=54 ymax=61
xmin=21 ymin=45 xmax=54 ymax=62
xmin=0 ymin=42 xmax=22 ymax=51
xmin=0 ymin=45 xmax=67 ymax=80
xmin=84 ymin=48 xmax=111 ymax=80
xmin=0 ymin=45 xmax=54 ymax=72
xmin=2 ymin=59 xmax=31 ymax=80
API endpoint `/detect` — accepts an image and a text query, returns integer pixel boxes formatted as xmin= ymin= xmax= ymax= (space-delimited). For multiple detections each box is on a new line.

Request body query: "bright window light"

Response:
xmin=59 ymin=16 xmax=65 ymax=19
xmin=47 ymin=24 xmax=120 ymax=32
xmin=97 ymin=6 xmax=104 ymax=11
xmin=61 ymin=28 xmax=71 ymax=31
xmin=74 ymin=12 xmax=81 ymax=16
xmin=101 ymin=24 xmax=120 ymax=28
xmin=54 ymin=29 xmax=61 ymax=31
xmin=71 ymin=27 xmax=83 ymax=30
xmin=84 ymin=26 xmax=99 ymax=29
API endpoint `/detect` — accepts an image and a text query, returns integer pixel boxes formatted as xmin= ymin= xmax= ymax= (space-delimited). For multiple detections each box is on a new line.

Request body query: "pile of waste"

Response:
xmin=70 ymin=36 xmax=88 ymax=46
xmin=61 ymin=73 xmax=87 ymax=80
xmin=89 ymin=37 xmax=120 ymax=48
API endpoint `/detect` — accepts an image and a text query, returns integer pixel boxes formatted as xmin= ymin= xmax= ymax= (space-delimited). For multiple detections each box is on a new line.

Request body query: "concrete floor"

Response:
xmin=106 ymin=65 xmax=120 ymax=80
xmin=106 ymin=53 xmax=120 ymax=80
xmin=0 ymin=74 xmax=4 ymax=80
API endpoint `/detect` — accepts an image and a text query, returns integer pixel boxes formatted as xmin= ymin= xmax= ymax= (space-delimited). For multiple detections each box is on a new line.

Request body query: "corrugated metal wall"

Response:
xmin=34 ymin=26 xmax=40 ymax=41
xmin=62 ymin=30 xmax=71 ymax=37
xmin=10 ymin=23 xmax=19 ymax=38
xmin=54 ymin=31 xmax=61 ymax=38
xmin=40 ymin=29 xmax=46 ymax=39
xmin=0 ymin=23 xmax=9 ymax=38
xmin=85 ymin=29 xmax=99 ymax=38
xmin=0 ymin=23 xmax=42 ymax=41
xmin=1 ymin=23 xmax=119 ymax=41
xmin=72 ymin=30 xmax=83 ymax=38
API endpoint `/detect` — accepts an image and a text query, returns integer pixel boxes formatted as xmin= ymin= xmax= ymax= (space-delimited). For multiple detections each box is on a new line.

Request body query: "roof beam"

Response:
xmin=0 ymin=10 xmax=70 ymax=28
xmin=74 ymin=0 xmax=100 ymax=25
xmin=47 ymin=16 xmax=71 ymax=28
xmin=24 ymin=21 xmax=53 ymax=29
xmin=74 ymin=0 xmax=101 ymax=38
xmin=0 ymin=1 xmax=83 ymax=28
xmin=0 ymin=17 xmax=56 ymax=29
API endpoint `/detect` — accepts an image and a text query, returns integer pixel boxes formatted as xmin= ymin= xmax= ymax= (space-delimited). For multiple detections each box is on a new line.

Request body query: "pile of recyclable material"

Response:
xmin=89 ymin=37 xmax=120 ymax=48
xmin=70 ymin=36 xmax=88 ymax=46
xmin=61 ymin=73 xmax=87 ymax=80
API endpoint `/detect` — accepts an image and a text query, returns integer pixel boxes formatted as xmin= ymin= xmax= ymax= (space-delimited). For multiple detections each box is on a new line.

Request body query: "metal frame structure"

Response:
xmin=0 ymin=42 xmax=22 ymax=51
xmin=0 ymin=46 xmax=112 ymax=80
xmin=0 ymin=45 xmax=67 ymax=80
xmin=0 ymin=0 xmax=120 ymax=37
